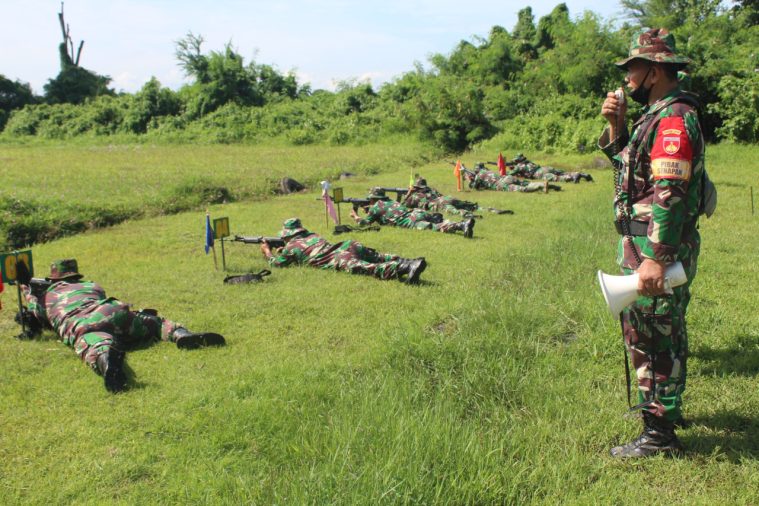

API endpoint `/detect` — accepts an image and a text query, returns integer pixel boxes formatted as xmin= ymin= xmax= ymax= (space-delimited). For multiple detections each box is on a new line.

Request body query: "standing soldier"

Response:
xmin=350 ymin=189 xmax=475 ymax=238
xmin=599 ymin=28 xmax=706 ymax=458
xmin=18 ymin=259 xmax=225 ymax=393
xmin=260 ymin=218 xmax=427 ymax=284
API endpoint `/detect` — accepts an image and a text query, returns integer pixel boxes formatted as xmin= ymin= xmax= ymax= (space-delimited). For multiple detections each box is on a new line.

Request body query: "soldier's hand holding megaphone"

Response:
xmin=636 ymin=258 xmax=667 ymax=296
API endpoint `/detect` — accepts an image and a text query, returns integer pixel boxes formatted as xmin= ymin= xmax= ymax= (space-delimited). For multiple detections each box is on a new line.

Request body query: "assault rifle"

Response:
xmin=338 ymin=197 xmax=372 ymax=211
xmin=375 ymin=187 xmax=409 ymax=201
xmin=233 ymin=235 xmax=286 ymax=248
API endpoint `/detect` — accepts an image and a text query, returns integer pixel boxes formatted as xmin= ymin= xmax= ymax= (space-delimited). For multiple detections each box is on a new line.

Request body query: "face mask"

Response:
xmin=628 ymin=66 xmax=653 ymax=105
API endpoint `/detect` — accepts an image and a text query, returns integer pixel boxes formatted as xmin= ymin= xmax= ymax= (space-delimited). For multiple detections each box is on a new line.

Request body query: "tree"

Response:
xmin=43 ymin=2 xmax=112 ymax=104
xmin=0 ymin=75 xmax=38 ymax=130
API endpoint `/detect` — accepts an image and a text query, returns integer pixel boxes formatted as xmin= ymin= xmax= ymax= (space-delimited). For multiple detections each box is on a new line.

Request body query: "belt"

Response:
xmin=614 ymin=219 xmax=648 ymax=236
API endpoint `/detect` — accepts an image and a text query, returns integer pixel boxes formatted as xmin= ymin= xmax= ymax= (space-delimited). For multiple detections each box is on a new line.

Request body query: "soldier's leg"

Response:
xmin=126 ymin=309 xmax=180 ymax=344
xmin=622 ymin=290 xmax=688 ymax=423
xmin=432 ymin=218 xmax=474 ymax=237
xmin=332 ymin=248 xmax=401 ymax=280
xmin=73 ymin=330 xmax=127 ymax=392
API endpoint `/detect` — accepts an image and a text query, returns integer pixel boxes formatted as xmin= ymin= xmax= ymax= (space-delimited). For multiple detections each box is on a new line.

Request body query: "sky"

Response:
xmin=1 ymin=0 xmax=627 ymax=95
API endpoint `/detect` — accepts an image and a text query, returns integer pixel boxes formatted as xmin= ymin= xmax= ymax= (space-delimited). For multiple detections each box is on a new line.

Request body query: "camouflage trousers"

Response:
xmin=57 ymin=298 xmax=180 ymax=372
xmin=396 ymin=210 xmax=463 ymax=233
xmin=325 ymin=241 xmax=403 ymax=279
xmin=494 ymin=181 xmax=544 ymax=192
xmin=535 ymin=170 xmax=579 ymax=183
xmin=619 ymin=230 xmax=700 ymax=422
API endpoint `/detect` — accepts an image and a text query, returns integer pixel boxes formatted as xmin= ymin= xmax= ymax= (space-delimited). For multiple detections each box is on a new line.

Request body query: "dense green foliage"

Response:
xmin=1 ymin=143 xmax=758 ymax=504
xmin=2 ymin=2 xmax=758 ymax=150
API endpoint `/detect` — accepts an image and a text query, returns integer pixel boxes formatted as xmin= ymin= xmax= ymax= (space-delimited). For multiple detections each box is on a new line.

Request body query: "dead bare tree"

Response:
xmin=57 ymin=1 xmax=84 ymax=68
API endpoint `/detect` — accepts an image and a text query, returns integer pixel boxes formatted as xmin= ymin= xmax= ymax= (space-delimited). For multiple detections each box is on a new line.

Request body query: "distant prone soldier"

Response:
xmin=464 ymin=164 xmax=561 ymax=193
xmin=402 ymin=177 xmax=512 ymax=217
xmin=507 ymin=154 xmax=593 ymax=183
xmin=17 ymin=259 xmax=225 ymax=393
xmin=259 ymin=218 xmax=427 ymax=284
xmin=350 ymin=189 xmax=475 ymax=238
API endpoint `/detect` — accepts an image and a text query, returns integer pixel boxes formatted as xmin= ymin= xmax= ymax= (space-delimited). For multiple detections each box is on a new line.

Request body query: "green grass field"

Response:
xmin=1 ymin=142 xmax=758 ymax=504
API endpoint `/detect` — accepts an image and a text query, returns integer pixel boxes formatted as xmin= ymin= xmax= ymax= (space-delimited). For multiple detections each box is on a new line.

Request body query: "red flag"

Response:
xmin=498 ymin=152 xmax=506 ymax=176
xmin=321 ymin=181 xmax=339 ymax=225
xmin=324 ymin=194 xmax=339 ymax=224
xmin=454 ymin=160 xmax=462 ymax=191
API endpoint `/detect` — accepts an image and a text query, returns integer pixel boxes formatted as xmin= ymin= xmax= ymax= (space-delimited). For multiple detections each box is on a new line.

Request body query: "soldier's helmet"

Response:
xmin=367 ymin=188 xmax=389 ymax=200
xmin=278 ymin=217 xmax=309 ymax=240
xmin=615 ymin=28 xmax=691 ymax=70
xmin=414 ymin=177 xmax=428 ymax=188
xmin=47 ymin=259 xmax=84 ymax=281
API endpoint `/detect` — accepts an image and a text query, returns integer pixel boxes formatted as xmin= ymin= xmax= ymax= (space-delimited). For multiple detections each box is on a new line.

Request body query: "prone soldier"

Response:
xmin=507 ymin=154 xmax=593 ymax=183
xmin=350 ymin=189 xmax=475 ymax=238
xmin=402 ymin=177 xmax=512 ymax=217
xmin=17 ymin=259 xmax=225 ymax=393
xmin=463 ymin=164 xmax=560 ymax=193
xmin=259 ymin=218 xmax=427 ymax=284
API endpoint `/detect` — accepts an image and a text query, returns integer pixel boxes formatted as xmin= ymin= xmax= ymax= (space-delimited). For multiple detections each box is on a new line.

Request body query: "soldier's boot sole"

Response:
xmin=103 ymin=349 xmax=127 ymax=393
xmin=176 ymin=332 xmax=226 ymax=350
xmin=405 ymin=258 xmax=427 ymax=285
xmin=463 ymin=218 xmax=475 ymax=238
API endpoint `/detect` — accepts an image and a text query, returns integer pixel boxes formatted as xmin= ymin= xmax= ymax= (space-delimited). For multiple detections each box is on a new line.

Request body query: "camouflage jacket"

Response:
xmin=24 ymin=281 xmax=109 ymax=335
xmin=471 ymin=167 xmax=524 ymax=190
xmin=269 ymin=233 xmax=352 ymax=268
xmin=599 ymin=87 xmax=705 ymax=267
xmin=403 ymin=187 xmax=444 ymax=210
xmin=358 ymin=200 xmax=431 ymax=226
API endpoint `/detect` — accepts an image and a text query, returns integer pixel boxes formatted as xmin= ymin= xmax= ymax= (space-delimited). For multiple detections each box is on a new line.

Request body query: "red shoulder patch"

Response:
xmin=650 ymin=116 xmax=692 ymax=181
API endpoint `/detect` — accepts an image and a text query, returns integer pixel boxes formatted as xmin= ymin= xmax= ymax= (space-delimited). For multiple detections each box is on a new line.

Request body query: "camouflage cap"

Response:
xmin=413 ymin=177 xmax=428 ymax=188
xmin=615 ymin=28 xmax=691 ymax=69
xmin=278 ymin=217 xmax=309 ymax=240
xmin=47 ymin=258 xmax=84 ymax=281
xmin=367 ymin=188 xmax=388 ymax=200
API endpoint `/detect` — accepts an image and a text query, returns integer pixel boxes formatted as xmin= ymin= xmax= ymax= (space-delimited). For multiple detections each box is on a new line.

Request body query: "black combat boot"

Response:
xmin=463 ymin=218 xmax=475 ymax=238
xmin=582 ymin=173 xmax=594 ymax=182
xmin=97 ymin=347 xmax=127 ymax=393
xmin=397 ymin=257 xmax=427 ymax=284
xmin=548 ymin=184 xmax=562 ymax=192
xmin=610 ymin=413 xmax=684 ymax=458
xmin=173 ymin=328 xmax=226 ymax=350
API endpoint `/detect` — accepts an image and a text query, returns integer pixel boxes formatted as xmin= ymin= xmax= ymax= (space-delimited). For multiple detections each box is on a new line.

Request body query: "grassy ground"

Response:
xmin=0 ymin=142 xmax=757 ymax=504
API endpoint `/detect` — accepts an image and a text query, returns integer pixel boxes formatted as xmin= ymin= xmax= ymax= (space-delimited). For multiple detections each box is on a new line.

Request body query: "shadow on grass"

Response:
xmin=684 ymin=411 xmax=759 ymax=461
xmin=691 ymin=336 xmax=759 ymax=376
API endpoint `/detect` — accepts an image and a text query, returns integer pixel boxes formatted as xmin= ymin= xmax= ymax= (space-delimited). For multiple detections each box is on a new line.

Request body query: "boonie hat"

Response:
xmin=615 ymin=28 xmax=691 ymax=69
xmin=48 ymin=259 xmax=84 ymax=281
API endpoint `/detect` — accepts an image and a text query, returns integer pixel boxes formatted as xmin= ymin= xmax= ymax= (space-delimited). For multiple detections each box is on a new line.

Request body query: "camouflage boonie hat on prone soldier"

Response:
xmin=413 ymin=177 xmax=428 ymax=188
xmin=367 ymin=188 xmax=389 ymax=200
xmin=47 ymin=259 xmax=84 ymax=281
xmin=278 ymin=217 xmax=309 ymax=240
xmin=615 ymin=28 xmax=691 ymax=69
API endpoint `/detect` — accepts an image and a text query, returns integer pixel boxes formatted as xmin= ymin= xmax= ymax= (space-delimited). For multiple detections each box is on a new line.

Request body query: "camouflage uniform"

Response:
xmin=23 ymin=265 xmax=183 ymax=371
xmin=507 ymin=154 xmax=589 ymax=183
xmin=21 ymin=259 xmax=223 ymax=391
xmin=402 ymin=181 xmax=474 ymax=217
xmin=266 ymin=218 xmax=426 ymax=283
xmin=599 ymin=29 xmax=703 ymax=454
xmin=358 ymin=197 xmax=470 ymax=235
xmin=465 ymin=165 xmax=545 ymax=192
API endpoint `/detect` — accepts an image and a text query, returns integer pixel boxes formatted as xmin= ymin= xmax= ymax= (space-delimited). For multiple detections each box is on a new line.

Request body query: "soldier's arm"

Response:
xmin=267 ymin=245 xmax=297 ymax=267
xmin=641 ymin=111 xmax=698 ymax=263
xmin=21 ymin=284 xmax=48 ymax=322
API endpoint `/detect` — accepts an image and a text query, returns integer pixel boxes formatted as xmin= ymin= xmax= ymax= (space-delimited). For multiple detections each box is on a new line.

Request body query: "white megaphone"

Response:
xmin=597 ymin=262 xmax=687 ymax=316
